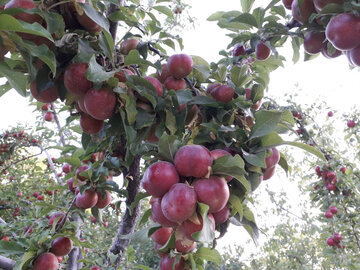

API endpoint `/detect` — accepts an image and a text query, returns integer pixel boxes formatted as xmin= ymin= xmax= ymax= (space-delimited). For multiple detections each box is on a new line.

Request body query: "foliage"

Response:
xmin=0 ymin=0 xmax=359 ymax=269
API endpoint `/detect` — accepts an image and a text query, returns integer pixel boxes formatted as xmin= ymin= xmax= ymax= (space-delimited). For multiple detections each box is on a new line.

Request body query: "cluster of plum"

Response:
xmin=25 ymin=213 xmax=73 ymax=270
xmin=40 ymin=103 xmax=55 ymax=122
xmin=314 ymin=165 xmax=346 ymax=248
xmin=282 ymin=0 xmax=360 ymax=66
xmin=0 ymin=130 xmax=38 ymax=156
xmin=27 ymin=160 xmax=111 ymax=270
xmin=142 ymin=144 xmax=280 ymax=269
xmin=232 ymin=42 xmax=272 ymax=62
xmin=314 ymin=166 xmax=339 ymax=192
xmin=142 ymin=144 xmax=230 ymax=269
xmin=326 ymin=232 xmax=343 ymax=248
xmin=206 ymin=79 xmax=265 ymax=111
xmin=1 ymin=0 xmax=101 ymax=51
xmin=64 ymin=161 xmax=112 ymax=210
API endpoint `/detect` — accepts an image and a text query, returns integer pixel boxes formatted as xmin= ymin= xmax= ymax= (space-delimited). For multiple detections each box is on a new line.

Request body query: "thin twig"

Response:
xmin=0 ymin=150 xmax=43 ymax=175
xmin=147 ymin=43 xmax=166 ymax=58
xmin=55 ymin=197 xmax=76 ymax=233
xmin=184 ymin=77 xmax=200 ymax=96
xmin=130 ymin=65 xmax=141 ymax=76
xmin=51 ymin=103 xmax=66 ymax=147
xmin=37 ymin=144 xmax=63 ymax=184
xmin=343 ymin=205 xmax=360 ymax=252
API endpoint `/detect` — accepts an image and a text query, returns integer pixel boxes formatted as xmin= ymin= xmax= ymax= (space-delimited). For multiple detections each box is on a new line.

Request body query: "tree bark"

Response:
xmin=108 ymin=155 xmax=141 ymax=265
xmin=66 ymin=214 xmax=83 ymax=270
xmin=106 ymin=2 xmax=122 ymax=41
xmin=0 ymin=255 xmax=15 ymax=270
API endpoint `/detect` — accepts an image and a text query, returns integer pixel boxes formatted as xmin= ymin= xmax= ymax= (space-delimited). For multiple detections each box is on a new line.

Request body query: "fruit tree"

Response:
xmin=0 ymin=0 xmax=359 ymax=269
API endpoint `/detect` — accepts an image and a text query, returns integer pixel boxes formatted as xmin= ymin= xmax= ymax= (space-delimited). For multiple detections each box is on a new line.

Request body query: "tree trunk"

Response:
xmin=108 ymin=155 xmax=142 ymax=266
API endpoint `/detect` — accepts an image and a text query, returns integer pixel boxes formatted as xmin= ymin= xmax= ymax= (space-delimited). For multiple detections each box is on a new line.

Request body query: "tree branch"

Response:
xmin=0 ymin=255 xmax=15 ymax=270
xmin=0 ymin=149 xmax=43 ymax=175
xmin=147 ymin=43 xmax=166 ymax=58
xmin=108 ymin=155 xmax=141 ymax=266
xmin=184 ymin=77 xmax=200 ymax=96
xmin=106 ymin=2 xmax=122 ymax=41
xmin=37 ymin=144 xmax=63 ymax=184
xmin=66 ymin=214 xmax=83 ymax=270
xmin=51 ymin=103 xmax=66 ymax=147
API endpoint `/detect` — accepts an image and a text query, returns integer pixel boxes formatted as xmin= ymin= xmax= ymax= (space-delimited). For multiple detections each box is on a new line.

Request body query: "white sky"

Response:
xmin=0 ymin=0 xmax=359 ymax=261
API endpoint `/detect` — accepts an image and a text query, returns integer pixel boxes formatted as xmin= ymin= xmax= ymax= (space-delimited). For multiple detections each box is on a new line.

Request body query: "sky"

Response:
xmin=0 ymin=0 xmax=359 ymax=260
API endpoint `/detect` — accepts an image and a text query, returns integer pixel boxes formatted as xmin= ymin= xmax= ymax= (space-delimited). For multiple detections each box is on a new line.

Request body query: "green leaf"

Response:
xmin=230 ymin=13 xmax=258 ymax=28
xmin=284 ymin=141 xmax=326 ymax=161
xmin=241 ymin=149 xmax=266 ymax=167
xmin=43 ymin=11 xmax=65 ymax=36
xmin=139 ymin=209 xmax=152 ymax=226
xmin=207 ymin=11 xmax=225 ymax=21
xmin=195 ymin=247 xmax=222 ymax=266
xmin=280 ymin=109 xmax=296 ymax=125
xmin=126 ymin=76 xmax=157 ymax=108
xmin=26 ymin=44 xmax=56 ymax=76
xmin=0 ymin=14 xmax=53 ymax=40
xmin=156 ymin=232 xmax=176 ymax=253
xmin=0 ymin=82 xmax=11 ymax=97
xmin=124 ymin=50 xmax=156 ymax=68
xmin=252 ymin=7 xmax=265 ymax=28
xmin=81 ymin=133 xmax=92 ymax=150
xmin=250 ymin=110 xmax=282 ymax=139
xmin=261 ymin=132 xmax=326 ymax=161
xmin=241 ymin=0 xmax=255 ymax=12
xmin=153 ymin=6 xmax=174 ymax=19
xmin=192 ymin=203 xmax=215 ymax=243
xmin=212 ymin=155 xmax=249 ymax=191
xmin=119 ymin=92 xmax=137 ymax=125
xmin=73 ymin=38 xmax=97 ymax=63
xmin=190 ymin=96 xmax=220 ymax=107
xmin=271 ymin=5 xmax=286 ymax=17
xmin=320 ymin=3 xmax=344 ymax=14
xmin=135 ymin=110 xmax=155 ymax=129
xmin=248 ymin=172 xmax=262 ymax=191
xmin=118 ymin=224 xmax=161 ymax=242
xmin=129 ymin=192 xmax=150 ymax=215
xmin=91 ymin=206 xmax=103 ymax=223
xmin=264 ymin=0 xmax=281 ymax=11
xmin=229 ymin=194 xmax=243 ymax=219
xmin=85 ymin=55 xmax=116 ymax=83
xmin=121 ymin=115 xmax=137 ymax=147
xmin=0 ymin=61 xmax=27 ymax=97
xmin=251 ymin=84 xmax=264 ymax=103
xmin=260 ymin=131 xmax=284 ymax=146
xmin=16 ymin=251 xmax=36 ymax=270
xmin=99 ymin=31 xmax=114 ymax=59
xmin=158 ymin=133 xmax=181 ymax=162
xmin=165 ymin=110 xmax=177 ymax=135
xmin=82 ymin=4 xmax=110 ymax=32
xmin=174 ymin=89 xmax=193 ymax=105
xmin=291 ymin=37 xmax=301 ymax=63
xmin=212 ymin=65 xmax=228 ymax=82
xmin=191 ymin=55 xmax=210 ymax=81
xmin=278 ymin=153 xmax=290 ymax=175
xmin=242 ymin=215 xmax=259 ymax=245
xmin=0 ymin=241 xmax=26 ymax=255
xmin=230 ymin=64 xmax=252 ymax=87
